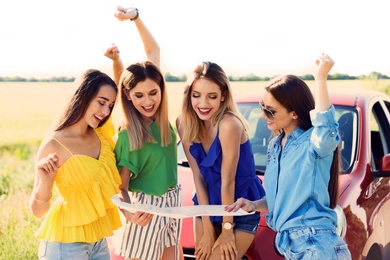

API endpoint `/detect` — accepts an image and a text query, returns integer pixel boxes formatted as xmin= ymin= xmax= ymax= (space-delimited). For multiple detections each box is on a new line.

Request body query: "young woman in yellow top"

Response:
xmin=29 ymin=69 xmax=121 ymax=259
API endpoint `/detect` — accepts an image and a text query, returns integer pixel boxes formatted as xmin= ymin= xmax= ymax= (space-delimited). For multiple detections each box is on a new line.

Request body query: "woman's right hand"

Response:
xmin=122 ymin=209 xmax=154 ymax=226
xmin=36 ymin=153 xmax=58 ymax=183
xmin=195 ymin=230 xmax=217 ymax=260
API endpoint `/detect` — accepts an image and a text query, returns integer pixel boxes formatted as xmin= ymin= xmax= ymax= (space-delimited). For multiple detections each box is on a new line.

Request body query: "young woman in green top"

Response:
xmin=105 ymin=6 xmax=183 ymax=260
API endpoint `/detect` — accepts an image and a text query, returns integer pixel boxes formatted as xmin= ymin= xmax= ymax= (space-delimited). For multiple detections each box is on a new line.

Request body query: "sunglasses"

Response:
xmin=259 ymin=102 xmax=275 ymax=120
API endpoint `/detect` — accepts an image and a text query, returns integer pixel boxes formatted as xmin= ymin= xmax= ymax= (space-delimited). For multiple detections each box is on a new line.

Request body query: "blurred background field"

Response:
xmin=3 ymin=79 xmax=389 ymax=145
xmin=0 ymin=79 xmax=389 ymax=259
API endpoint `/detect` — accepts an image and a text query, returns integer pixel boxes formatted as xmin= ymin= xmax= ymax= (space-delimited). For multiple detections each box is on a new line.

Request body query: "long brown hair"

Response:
xmin=266 ymin=75 xmax=339 ymax=208
xmin=55 ymin=69 xmax=117 ymax=131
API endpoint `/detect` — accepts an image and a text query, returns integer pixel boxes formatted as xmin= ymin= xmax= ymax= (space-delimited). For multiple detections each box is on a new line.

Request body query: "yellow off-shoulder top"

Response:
xmin=35 ymin=121 xmax=122 ymax=242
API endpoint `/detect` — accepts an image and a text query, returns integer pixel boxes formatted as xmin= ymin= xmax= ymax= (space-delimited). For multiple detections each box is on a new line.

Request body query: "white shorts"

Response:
xmin=115 ymin=184 xmax=182 ymax=260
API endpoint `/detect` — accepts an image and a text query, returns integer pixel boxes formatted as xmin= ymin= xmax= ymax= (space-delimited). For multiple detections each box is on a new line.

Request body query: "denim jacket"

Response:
xmin=264 ymin=105 xmax=340 ymax=232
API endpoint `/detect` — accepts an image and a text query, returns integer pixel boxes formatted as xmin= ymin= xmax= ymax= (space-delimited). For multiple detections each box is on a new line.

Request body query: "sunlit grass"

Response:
xmin=0 ymin=143 xmax=40 ymax=259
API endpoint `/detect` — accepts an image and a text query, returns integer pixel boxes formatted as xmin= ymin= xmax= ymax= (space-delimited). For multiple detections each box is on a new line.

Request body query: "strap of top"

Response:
xmin=52 ymin=137 xmax=73 ymax=156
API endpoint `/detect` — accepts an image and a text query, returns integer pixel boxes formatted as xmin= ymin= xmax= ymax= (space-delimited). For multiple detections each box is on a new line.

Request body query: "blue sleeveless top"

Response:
xmin=190 ymin=132 xmax=266 ymax=222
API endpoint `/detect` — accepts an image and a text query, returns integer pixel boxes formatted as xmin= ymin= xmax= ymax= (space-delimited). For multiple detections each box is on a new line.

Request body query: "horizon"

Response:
xmin=1 ymin=69 xmax=388 ymax=81
xmin=1 ymin=0 xmax=389 ymax=79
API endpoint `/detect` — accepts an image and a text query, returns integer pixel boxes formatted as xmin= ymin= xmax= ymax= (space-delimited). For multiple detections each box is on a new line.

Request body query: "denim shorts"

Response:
xmin=38 ymin=238 xmax=109 ymax=260
xmin=205 ymin=212 xmax=260 ymax=235
xmin=275 ymin=227 xmax=351 ymax=260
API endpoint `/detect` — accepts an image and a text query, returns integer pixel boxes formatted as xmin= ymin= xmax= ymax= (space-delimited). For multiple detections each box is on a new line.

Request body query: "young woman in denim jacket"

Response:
xmin=226 ymin=54 xmax=352 ymax=259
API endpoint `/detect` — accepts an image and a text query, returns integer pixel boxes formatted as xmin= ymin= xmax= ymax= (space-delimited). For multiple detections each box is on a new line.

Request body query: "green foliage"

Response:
xmin=0 ymin=192 xmax=41 ymax=259
xmin=164 ymin=72 xmax=187 ymax=82
xmin=2 ymin=71 xmax=388 ymax=83
xmin=328 ymin=73 xmax=357 ymax=80
xmin=300 ymin=74 xmax=315 ymax=80
xmin=229 ymin=73 xmax=271 ymax=82
xmin=0 ymin=142 xmax=37 ymax=160
xmin=0 ymin=143 xmax=37 ymax=195
xmin=360 ymin=74 xmax=390 ymax=95
xmin=0 ymin=76 xmax=75 ymax=82
xmin=0 ymin=142 xmax=40 ymax=259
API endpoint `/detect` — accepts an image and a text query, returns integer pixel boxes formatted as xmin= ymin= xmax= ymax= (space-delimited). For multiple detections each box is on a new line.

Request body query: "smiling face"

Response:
xmin=85 ymin=84 xmax=117 ymax=128
xmin=190 ymin=78 xmax=225 ymax=122
xmin=261 ymin=91 xmax=298 ymax=135
xmin=124 ymin=78 xmax=161 ymax=122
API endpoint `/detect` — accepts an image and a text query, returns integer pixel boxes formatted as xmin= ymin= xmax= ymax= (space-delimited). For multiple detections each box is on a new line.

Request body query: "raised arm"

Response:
xmin=104 ymin=44 xmax=123 ymax=86
xmin=114 ymin=6 xmax=160 ymax=68
xmin=314 ymin=53 xmax=335 ymax=112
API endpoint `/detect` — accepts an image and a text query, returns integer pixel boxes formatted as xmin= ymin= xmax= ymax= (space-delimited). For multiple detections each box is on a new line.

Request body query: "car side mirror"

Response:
xmin=373 ymin=153 xmax=390 ymax=178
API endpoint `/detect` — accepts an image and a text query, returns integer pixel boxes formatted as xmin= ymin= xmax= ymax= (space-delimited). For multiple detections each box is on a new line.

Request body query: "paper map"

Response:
xmin=111 ymin=195 xmax=254 ymax=219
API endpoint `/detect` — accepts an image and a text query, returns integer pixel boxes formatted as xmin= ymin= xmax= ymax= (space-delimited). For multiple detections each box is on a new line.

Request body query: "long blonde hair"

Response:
xmin=179 ymin=61 xmax=248 ymax=144
xmin=119 ymin=61 xmax=171 ymax=151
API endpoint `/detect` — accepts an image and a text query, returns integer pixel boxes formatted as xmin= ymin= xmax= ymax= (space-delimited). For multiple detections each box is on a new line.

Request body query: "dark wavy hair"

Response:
xmin=266 ymin=75 xmax=339 ymax=208
xmin=55 ymin=69 xmax=117 ymax=131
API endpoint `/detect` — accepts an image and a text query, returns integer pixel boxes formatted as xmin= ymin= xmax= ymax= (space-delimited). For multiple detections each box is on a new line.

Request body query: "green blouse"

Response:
xmin=114 ymin=121 xmax=177 ymax=196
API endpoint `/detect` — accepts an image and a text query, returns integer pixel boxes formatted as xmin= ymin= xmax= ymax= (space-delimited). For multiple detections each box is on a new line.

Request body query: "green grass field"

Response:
xmin=0 ymin=79 xmax=389 ymax=259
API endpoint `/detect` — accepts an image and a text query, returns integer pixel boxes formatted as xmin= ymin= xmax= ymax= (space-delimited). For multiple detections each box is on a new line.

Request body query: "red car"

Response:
xmin=177 ymin=85 xmax=390 ymax=260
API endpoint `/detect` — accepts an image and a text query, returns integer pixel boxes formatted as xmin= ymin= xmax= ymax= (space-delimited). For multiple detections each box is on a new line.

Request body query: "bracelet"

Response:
xmin=130 ymin=8 xmax=139 ymax=21
xmin=34 ymin=194 xmax=52 ymax=204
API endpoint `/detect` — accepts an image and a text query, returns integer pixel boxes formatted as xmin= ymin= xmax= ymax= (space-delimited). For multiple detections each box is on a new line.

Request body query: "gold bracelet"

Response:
xmin=34 ymin=194 xmax=52 ymax=204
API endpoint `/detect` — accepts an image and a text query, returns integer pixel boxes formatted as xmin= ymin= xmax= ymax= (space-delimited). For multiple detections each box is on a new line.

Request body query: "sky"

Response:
xmin=0 ymin=0 xmax=389 ymax=79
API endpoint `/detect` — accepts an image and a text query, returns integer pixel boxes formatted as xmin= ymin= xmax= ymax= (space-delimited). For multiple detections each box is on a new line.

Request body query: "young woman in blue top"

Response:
xmin=105 ymin=6 xmax=183 ymax=260
xmin=176 ymin=61 xmax=266 ymax=260
xmin=226 ymin=54 xmax=352 ymax=259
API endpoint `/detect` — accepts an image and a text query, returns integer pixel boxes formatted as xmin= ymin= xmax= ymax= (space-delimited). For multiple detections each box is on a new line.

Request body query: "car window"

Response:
xmin=371 ymin=100 xmax=390 ymax=171
xmin=335 ymin=107 xmax=358 ymax=173
xmin=237 ymin=102 xmax=272 ymax=172
xmin=237 ymin=103 xmax=262 ymax=139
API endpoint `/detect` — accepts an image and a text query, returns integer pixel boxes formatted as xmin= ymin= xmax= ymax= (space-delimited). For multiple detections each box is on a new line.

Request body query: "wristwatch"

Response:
xmin=222 ymin=221 xmax=235 ymax=230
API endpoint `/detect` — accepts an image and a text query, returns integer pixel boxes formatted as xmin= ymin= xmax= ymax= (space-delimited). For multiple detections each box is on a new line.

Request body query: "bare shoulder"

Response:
xmin=36 ymin=135 xmax=58 ymax=159
xmin=219 ymin=114 xmax=243 ymax=133
xmin=36 ymin=132 xmax=69 ymax=166
xmin=176 ymin=115 xmax=183 ymax=136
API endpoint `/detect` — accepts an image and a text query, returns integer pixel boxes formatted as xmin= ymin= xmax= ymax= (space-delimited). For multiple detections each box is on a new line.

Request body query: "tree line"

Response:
xmin=1 ymin=71 xmax=388 ymax=83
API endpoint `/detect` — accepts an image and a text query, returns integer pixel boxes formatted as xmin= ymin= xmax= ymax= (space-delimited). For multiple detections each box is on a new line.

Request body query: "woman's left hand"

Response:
xmin=103 ymin=43 xmax=120 ymax=61
xmin=114 ymin=6 xmax=138 ymax=21
xmin=212 ymin=231 xmax=237 ymax=260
